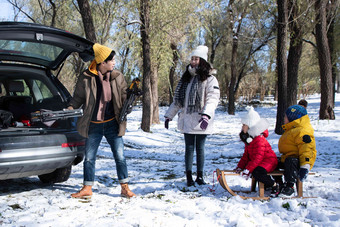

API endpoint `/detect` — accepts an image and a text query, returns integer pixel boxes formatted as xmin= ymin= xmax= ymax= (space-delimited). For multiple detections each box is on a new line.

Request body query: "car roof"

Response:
xmin=0 ymin=22 xmax=94 ymax=70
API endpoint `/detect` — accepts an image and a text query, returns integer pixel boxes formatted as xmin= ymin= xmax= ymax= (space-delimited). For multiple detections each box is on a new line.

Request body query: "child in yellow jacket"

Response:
xmin=276 ymin=105 xmax=317 ymax=197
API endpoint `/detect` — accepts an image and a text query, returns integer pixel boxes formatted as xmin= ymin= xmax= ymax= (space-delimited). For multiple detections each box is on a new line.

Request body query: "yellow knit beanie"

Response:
xmin=93 ymin=43 xmax=113 ymax=64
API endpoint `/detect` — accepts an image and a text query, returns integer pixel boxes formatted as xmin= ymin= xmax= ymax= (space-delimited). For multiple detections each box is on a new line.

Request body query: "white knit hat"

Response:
xmin=241 ymin=106 xmax=261 ymax=129
xmin=190 ymin=45 xmax=208 ymax=61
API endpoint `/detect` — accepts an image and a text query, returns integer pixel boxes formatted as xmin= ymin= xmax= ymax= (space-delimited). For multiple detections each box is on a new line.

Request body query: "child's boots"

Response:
xmin=279 ymin=182 xmax=295 ymax=197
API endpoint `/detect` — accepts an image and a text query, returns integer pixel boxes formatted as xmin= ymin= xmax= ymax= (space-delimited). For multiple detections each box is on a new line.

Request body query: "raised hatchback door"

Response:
xmin=0 ymin=22 xmax=94 ymax=70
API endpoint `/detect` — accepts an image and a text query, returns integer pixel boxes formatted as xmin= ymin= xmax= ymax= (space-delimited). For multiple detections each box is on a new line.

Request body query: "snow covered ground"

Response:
xmin=1 ymin=94 xmax=340 ymax=227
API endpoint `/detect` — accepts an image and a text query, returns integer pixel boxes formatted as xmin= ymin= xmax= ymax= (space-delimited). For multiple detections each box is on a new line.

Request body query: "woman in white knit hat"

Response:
xmin=234 ymin=106 xmax=278 ymax=195
xmin=164 ymin=45 xmax=220 ymax=186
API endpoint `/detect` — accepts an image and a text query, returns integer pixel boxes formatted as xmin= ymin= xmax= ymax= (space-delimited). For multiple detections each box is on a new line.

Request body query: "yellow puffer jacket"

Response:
xmin=278 ymin=115 xmax=317 ymax=169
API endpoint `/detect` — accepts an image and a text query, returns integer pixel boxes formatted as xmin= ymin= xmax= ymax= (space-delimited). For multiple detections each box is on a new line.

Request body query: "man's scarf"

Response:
xmin=97 ymin=70 xmax=112 ymax=121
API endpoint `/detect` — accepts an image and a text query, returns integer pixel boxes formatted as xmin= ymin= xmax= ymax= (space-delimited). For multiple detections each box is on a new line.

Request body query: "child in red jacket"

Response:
xmin=234 ymin=107 xmax=278 ymax=192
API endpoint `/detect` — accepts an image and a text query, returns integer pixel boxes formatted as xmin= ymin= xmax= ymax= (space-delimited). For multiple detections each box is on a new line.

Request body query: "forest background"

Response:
xmin=1 ymin=0 xmax=340 ymax=133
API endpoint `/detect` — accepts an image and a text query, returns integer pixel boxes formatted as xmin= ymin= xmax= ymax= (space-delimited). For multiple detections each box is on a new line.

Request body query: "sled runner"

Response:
xmin=216 ymin=169 xmax=315 ymax=200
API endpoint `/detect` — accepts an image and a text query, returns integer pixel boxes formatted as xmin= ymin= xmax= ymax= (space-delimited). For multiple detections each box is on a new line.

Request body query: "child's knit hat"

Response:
xmin=241 ymin=106 xmax=261 ymax=129
xmin=93 ymin=43 xmax=113 ymax=64
xmin=286 ymin=104 xmax=307 ymax=122
xmin=190 ymin=45 xmax=208 ymax=62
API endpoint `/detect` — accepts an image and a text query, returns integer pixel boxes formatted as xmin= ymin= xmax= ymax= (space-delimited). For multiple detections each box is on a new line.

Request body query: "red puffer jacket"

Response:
xmin=237 ymin=130 xmax=278 ymax=173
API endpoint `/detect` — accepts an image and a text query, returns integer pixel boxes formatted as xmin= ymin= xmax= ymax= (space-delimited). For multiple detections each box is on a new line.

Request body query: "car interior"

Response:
xmin=0 ymin=75 xmax=68 ymax=127
xmin=1 ymin=80 xmax=32 ymax=120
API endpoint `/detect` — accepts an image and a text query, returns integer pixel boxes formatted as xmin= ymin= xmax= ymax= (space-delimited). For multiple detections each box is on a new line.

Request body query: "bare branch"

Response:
xmin=48 ymin=0 xmax=57 ymax=27
xmin=7 ymin=0 xmax=36 ymax=22
xmin=302 ymin=38 xmax=317 ymax=49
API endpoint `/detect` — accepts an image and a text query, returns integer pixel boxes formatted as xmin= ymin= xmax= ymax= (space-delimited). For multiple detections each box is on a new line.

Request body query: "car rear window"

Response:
xmin=0 ymin=40 xmax=63 ymax=62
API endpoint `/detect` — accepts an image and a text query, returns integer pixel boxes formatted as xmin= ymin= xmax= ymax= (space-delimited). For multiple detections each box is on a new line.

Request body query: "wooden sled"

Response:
xmin=216 ymin=169 xmax=315 ymax=200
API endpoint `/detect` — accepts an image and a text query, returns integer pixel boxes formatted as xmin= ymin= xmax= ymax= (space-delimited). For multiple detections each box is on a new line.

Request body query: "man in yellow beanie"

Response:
xmin=68 ymin=43 xmax=136 ymax=199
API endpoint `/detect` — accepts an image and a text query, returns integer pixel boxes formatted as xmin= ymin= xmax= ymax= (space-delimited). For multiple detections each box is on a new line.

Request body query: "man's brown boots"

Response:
xmin=71 ymin=184 xmax=135 ymax=199
xmin=120 ymin=183 xmax=136 ymax=198
xmin=71 ymin=185 xmax=93 ymax=199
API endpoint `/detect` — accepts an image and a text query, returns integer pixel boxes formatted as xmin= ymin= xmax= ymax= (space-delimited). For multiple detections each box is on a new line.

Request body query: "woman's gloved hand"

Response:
xmin=199 ymin=115 xmax=209 ymax=130
xmin=165 ymin=118 xmax=171 ymax=129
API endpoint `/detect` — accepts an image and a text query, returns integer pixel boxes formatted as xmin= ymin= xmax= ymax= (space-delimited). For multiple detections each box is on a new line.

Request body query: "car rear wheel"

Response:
xmin=38 ymin=165 xmax=72 ymax=184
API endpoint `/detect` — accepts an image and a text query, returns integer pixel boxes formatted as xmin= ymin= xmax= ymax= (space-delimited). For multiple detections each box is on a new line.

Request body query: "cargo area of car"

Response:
xmin=0 ymin=65 xmax=71 ymax=129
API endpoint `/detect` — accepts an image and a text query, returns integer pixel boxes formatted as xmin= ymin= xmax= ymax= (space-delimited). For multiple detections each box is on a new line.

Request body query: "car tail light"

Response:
xmin=61 ymin=141 xmax=85 ymax=148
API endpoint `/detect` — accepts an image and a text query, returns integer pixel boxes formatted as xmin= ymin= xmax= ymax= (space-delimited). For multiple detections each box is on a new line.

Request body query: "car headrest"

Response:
xmin=8 ymin=81 xmax=25 ymax=93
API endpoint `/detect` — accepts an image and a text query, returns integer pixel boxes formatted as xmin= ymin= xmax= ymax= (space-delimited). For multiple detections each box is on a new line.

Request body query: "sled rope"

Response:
xmin=209 ymin=170 xmax=221 ymax=192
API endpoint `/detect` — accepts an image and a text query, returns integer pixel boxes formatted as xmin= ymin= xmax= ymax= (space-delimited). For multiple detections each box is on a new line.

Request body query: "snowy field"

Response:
xmin=1 ymin=94 xmax=340 ymax=227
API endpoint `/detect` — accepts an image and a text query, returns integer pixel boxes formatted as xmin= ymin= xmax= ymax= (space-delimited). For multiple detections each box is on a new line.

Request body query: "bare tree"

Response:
xmin=76 ymin=0 xmax=96 ymax=43
xmin=225 ymin=0 xmax=275 ymax=115
xmin=47 ymin=0 xmax=57 ymax=26
xmin=7 ymin=0 xmax=36 ymax=22
xmin=315 ymin=0 xmax=335 ymax=119
xmin=326 ymin=0 xmax=339 ymax=107
xmin=226 ymin=0 xmax=249 ymax=115
xmin=168 ymin=42 xmax=179 ymax=105
xmin=286 ymin=0 xmax=304 ymax=107
xmin=203 ymin=4 xmax=225 ymax=66
xmin=151 ymin=66 xmax=159 ymax=124
xmin=275 ymin=0 xmax=288 ymax=135
xmin=140 ymin=0 xmax=152 ymax=132
xmin=7 ymin=0 xmax=58 ymax=25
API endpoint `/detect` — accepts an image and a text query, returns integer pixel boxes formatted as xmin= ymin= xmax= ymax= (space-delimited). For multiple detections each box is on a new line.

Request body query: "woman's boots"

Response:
xmin=120 ymin=183 xmax=136 ymax=198
xmin=186 ymin=171 xmax=206 ymax=186
xmin=186 ymin=171 xmax=195 ymax=186
xmin=195 ymin=171 xmax=206 ymax=185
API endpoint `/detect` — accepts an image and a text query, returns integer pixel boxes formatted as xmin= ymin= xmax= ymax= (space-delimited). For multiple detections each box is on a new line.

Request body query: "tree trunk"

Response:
xmin=224 ymin=62 xmax=229 ymax=105
xmin=168 ymin=43 xmax=178 ymax=105
xmin=228 ymin=36 xmax=238 ymax=115
xmin=275 ymin=0 xmax=288 ymax=135
xmin=49 ymin=0 xmax=57 ymax=27
xmin=329 ymin=20 xmax=336 ymax=107
xmin=210 ymin=37 xmax=221 ymax=65
xmin=120 ymin=46 xmax=130 ymax=75
xmin=140 ymin=0 xmax=153 ymax=132
xmin=287 ymin=0 xmax=303 ymax=107
xmin=210 ymin=42 xmax=216 ymax=65
xmin=151 ymin=66 xmax=160 ymax=124
xmin=315 ymin=0 xmax=335 ymax=120
xmin=77 ymin=0 xmax=97 ymax=43
xmin=327 ymin=0 xmax=336 ymax=107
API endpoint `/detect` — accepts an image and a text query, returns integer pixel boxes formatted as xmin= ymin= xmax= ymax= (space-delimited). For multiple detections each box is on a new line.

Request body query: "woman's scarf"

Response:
xmin=96 ymin=70 xmax=112 ymax=121
xmin=174 ymin=66 xmax=205 ymax=114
